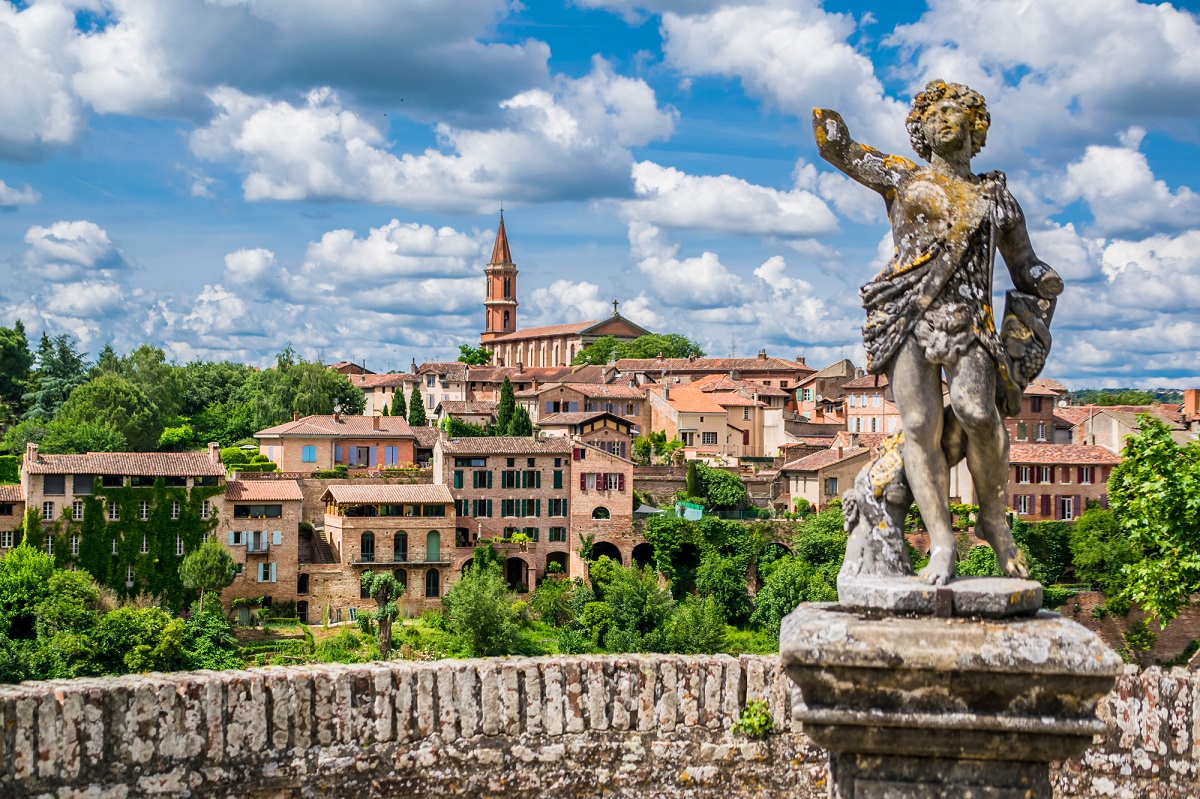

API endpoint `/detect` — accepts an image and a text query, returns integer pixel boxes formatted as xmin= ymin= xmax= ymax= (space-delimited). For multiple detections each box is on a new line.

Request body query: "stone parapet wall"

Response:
xmin=1 ymin=656 xmax=1196 ymax=798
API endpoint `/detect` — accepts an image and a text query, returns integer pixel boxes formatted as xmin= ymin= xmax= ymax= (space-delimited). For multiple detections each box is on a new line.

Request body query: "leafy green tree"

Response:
xmin=508 ymin=405 xmax=533 ymax=436
xmin=573 ymin=333 xmax=706 ymax=365
xmin=663 ymin=594 xmax=726 ymax=654
xmin=598 ymin=563 xmax=674 ymax=653
xmin=531 ymin=574 xmax=575 ymax=627
xmin=360 ymin=570 xmax=406 ymax=653
xmin=695 ymin=550 xmax=752 ymax=624
xmin=496 ymin=376 xmax=515 ymax=433
xmin=94 ymin=606 xmax=185 ymax=673
xmin=443 ymin=561 xmax=524 ymax=657
xmin=55 ymin=374 xmax=163 ymax=451
xmin=956 ymin=545 xmax=1001 ymax=576
xmin=0 ymin=419 xmax=46 ymax=454
xmin=1112 ymin=415 xmax=1200 ymax=622
xmin=229 ymin=349 xmax=365 ymax=437
xmin=1011 ymin=520 xmax=1073 ymax=584
xmin=114 ymin=344 xmax=185 ymax=422
xmin=180 ymin=611 xmax=241 ymax=671
xmin=750 ymin=556 xmax=836 ymax=636
xmin=796 ymin=506 xmax=848 ymax=583
xmin=40 ymin=419 xmax=129 ymax=454
xmin=92 ymin=343 xmax=121 ymax=376
xmin=22 ymin=333 xmax=89 ymax=421
xmin=157 ymin=423 xmax=196 ymax=451
xmin=408 ymin=386 xmax=427 ymax=426
xmin=0 ymin=320 xmax=32 ymax=416
xmin=0 ymin=545 xmax=56 ymax=640
xmin=179 ymin=538 xmax=238 ymax=609
xmin=1070 ymin=507 xmax=1137 ymax=596
xmin=457 ymin=344 xmax=492 ymax=365
xmin=700 ymin=465 xmax=749 ymax=508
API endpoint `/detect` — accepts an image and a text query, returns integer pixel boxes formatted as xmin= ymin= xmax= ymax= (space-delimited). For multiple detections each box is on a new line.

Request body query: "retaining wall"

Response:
xmin=0 ymin=656 xmax=1194 ymax=798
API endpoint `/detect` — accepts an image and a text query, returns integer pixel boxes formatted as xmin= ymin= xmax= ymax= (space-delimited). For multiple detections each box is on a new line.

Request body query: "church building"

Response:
xmin=478 ymin=214 xmax=650 ymax=368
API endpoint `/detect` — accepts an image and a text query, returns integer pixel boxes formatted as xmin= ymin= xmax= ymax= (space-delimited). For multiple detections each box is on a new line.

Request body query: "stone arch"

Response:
xmin=505 ymin=556 xmax=530 ymax=592
xmin=460 ymin=558 xmax=474 ymax=574
xmin=632 ymin=542 xmax=655 ymax=570
xmin=545 ymin=551 xmax=569 ymax=576
xmin=591 ymin=541 xmax=622 ymax=564
xmin=592 ymin=506 xmax=610 ymax=520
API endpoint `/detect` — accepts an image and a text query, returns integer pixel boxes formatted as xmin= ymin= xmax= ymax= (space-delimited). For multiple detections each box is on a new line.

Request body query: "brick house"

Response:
xmin=1005 ymin=383 xmax=1059 ymax=445
xmin=1068 ymin=406 xmax=1193 ymax=454
xmin=779 ymin=446 xmax=871 ymax=511
xmin=435 ymin=400 xmax=497 ymax=427
xmin=569 ymin=440 xmax=638 ymax=577
xmin=255 ymin=414 xmax=417 ymax=471
xmin=0 ymin=485 xmax=25 ymax=551
xmin=537 ymin=412 xmax=634 ymax=457
xmin=646 ymin=385 xmax=730 ymax=460
xmin=518 ymin=381 xmax=647 ymax=431
xmin=616 ymin=351 xmax=815 ymax=398
xmin=314 ymin=484 xmax=456 ymax=619
xmin=1007 ymin=443 xmax=1122 ymax=521
xmin=433 ymin=436 xmax=574 ymax=592
xmin=795 ymin=359 xmax=857 ymax=422
xmin=219 ymin=479 xmax=303 ymax=624
xmin=842 ymin=373 xmax=902 ymax=435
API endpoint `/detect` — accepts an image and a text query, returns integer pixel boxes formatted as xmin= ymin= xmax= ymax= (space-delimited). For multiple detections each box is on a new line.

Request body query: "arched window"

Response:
xmin=503 ymin=310 xmax=510 ymax=330
xmin=360 ymin=531 xmax=375 ymax=563
xmin=394 ymin=531 xmax=408 ymax=562
xmin=393 ymin=569 xmax=407 ymax=592
xmin=592 ymin=507 xmax=610 ymax=520
xmin=426 ymin=568 xmax=440 ymax=598
xmin=426 ymin=530 xmax=440 ymax=561
xmin=503 ymin=277 xmax=511 ymax=298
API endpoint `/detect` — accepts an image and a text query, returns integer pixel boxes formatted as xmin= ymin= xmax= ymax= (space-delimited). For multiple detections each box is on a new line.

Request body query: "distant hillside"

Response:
xmin=1071 ymin=388 xmax=1184 ymax=405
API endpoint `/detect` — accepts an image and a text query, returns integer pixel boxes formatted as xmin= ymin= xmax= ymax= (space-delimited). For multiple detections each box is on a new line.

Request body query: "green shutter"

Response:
xmin=454 ymin=471 xmax=463 ymax=489
xmin=487 ymin=471 xmax=493 ymax=489
xmin=535 ymin=499 xmax=541 ymax=517
xmin=536 ymin=471 xmax=542 ymax=488
xmin=487 ymin=500 xmax=493 ymax=517
xmin=554 ymin=470 xmax=562 ymax=489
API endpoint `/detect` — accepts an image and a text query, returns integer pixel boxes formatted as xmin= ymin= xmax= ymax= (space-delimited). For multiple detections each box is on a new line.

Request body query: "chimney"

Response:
xmin=532 ymin=378 xmax=539 ymax=391
xmin=372 ymin=415 xmax=381 ymax=431
xmin=333 ymin=411 xmax=341 ymax=424
xmin=855 ymin=368 xmax=865 ymax=378
xmin=26 ymin=442 xmax=38 ymax=463
xmin=293 ymin=411 xmax=301 ymax=422
xmin=757 ymin=349 xmax=767 ymax=360
xmin=796 ymin=355 xmax=806 ymax=366
xmin=410 ymin=358 xmax=417 ymax=374
xmin=663 ymin=386 xmax=670 ymax=401
xmin=837 ymin=446 xmax=843 ymax=459
xmin=517 ymin=361 xmax=523 ymax=373
xmin=207 ymin=442 xmax=220 ymax=465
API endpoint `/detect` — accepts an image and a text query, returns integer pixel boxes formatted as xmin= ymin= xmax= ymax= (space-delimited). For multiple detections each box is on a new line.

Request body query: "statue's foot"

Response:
xmin=976 ymin=516 xmax=1030 ymax=579
xmin=918 ymin=547 xmax=956 ymax=585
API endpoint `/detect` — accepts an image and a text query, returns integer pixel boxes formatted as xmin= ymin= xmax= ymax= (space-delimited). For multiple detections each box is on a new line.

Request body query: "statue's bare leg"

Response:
xmin=946 ymin=345 xmax=1029 ymax=578
xmin=887 ymin=338 xmax=956 ymax=584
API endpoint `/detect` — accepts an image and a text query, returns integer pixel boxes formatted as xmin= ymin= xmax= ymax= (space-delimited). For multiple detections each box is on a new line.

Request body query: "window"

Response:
xmin=140 ymin=501 xmax=150 ymax=520
xmin=1059 ymin=496 xmax=1075 ymax=520
xmin=360 ymin=580 xmax=371 ymax=599
xmin=591 ymin=507 xmax=610 ymax=520
xmin=171 ymin=501 xmax=180 ymax=520
xmin=426 ymin=374 xmax=436 ymax=387
xmin=522 ymin=499 xmax=540 ymax=517
xmin=195 ymin=476 xmax=219 ymax=487
xmin=298 ymin=574 xmax=310 ymax=595
xmin=1016 ymin=495 xmax=1031 ymax=514
xmin=1080 ymin=466 xmax=1094 ymax=484
xmin=548 ymin=498 xmax=567 ymax=517
xmin=74 ymin=474 xmax=96 ymax=495
xmin=701 ymin=432 xmax=717 ymax=446
xmin=229 ymin=530 xmax=244 ymax=546
xmin=296 ymin=600 xmax=309 ymax=623
xmin=234 ymin=504 xmax=282 ymax=519
xmin=46 ymin=536 xmax=54 ymax=555
xmin=824 ymin=477 xmax=838 ymax=496
xmin=43 ymin=474 xmax=66 ymax=495
xmin=302 ymin=445 xmax=317 ymax=463
xmin=549 ymin=527 xmax=567 ymax=542
xmin=112 ymin=538 xmax=118 ymax=555
xmin=422 ymin=504 xmax=446 ymax=517
xmin=425 ymin=569 xmax=440 ymax=597
xmin=427 ymin=531 xmax=440 ymax=561
xmin=1039 ymin=466 xmax=1052 ymax=483
xmin=607 ymin=473 xmax=621 ymax=491
xmin=164 ymin=476 xmax=187 ymax=487
xmin=0 ymin=531 xmax=11 ymax=548
xmin=72 ymin=500 xmax=84 ymax=521
xmin=140 ymin=536 xmax=149 ymax=554
xmin=201 ymin=501 xmax=211 ymax=520
xmin=175 ymin=535 xmax=183 ymax=556
xmin=1018 ymin=466 xmax=1031 ymax=484
xmin=102 ymin=475 xmax=123 ymax=488
xmin=1030 ymin=397 xmax=1043 ymax=413
xmin=522 ymin=470 xmax=540 ymax=489
xmin=501 ymin=470 xmax=519 ymax=489
xmin=502 ymin=499 xmax=517 ymax=517
xmin=359 ymin=532 xmax=375 ymax=563
xmin=42 ymin=501 xmax=54 ymax=521
xmin=453 ymin=470 xmax=464 ymax=489
xmin=70 ymin=534 xmax=79 ymax=556
xmin=0 ymin=504 xmax=10 ymax=516
xmin=107 ymin=502 xmax=119 ymax=521
xmin=394 ymin=532 xmax=409 ymax=562
xmin=743 ymin=407 xmax=751 ymax=421
xmin=802 ymin=388 xmax=814 ymax=402
xmin=126 ymin=565 xmax=134 ymax=585
xmin=873 ymin=394 xmax=882 ymax=407
xmin=1061 ymin=467 xmax=1072 ymax=484
xmin=257 ymin=562 xmax=277 ymax=583
xmin=473 ymin=470 xmax=492 ymax=489
xmin=455 ymin=457 xmax=486 ymax=467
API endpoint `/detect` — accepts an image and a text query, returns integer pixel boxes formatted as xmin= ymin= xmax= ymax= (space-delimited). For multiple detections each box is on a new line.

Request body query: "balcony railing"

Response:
xmin=246 ymin=541 xmax=270 ymax=555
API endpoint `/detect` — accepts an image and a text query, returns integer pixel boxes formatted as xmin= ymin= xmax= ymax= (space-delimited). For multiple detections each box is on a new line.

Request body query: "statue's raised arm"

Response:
xmin=812 ymin=108 xmax=915 ymax=198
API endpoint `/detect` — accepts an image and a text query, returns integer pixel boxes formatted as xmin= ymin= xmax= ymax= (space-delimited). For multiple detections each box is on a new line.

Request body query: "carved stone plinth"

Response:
xmin=836 ymin=575 xmax=1043 ymax=618
xmin=780 ymin=603 xmax=1123 ymax=799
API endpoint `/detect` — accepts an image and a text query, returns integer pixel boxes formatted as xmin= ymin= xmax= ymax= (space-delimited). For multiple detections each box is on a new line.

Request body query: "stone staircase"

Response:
xmin=311 ymin=527 xmax=335 ymax=563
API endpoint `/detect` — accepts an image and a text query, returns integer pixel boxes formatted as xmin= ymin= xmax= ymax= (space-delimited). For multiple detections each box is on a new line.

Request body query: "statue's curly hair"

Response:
xmin=905 ymin=80 xmax=990 ymax=161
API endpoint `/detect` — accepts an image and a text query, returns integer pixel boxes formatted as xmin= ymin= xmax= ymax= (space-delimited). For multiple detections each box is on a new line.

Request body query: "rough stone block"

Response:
xmin=837 ymin=575 xmax=1042 ymax=618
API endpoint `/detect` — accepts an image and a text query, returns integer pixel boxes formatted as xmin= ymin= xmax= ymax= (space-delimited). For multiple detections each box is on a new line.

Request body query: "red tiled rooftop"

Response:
xmin=321 ymin=484 xmax=454 ymax=505
xmin=256 ymin=415 xmax=415 ymax=438
xmin=440 ymin=436 xmax=572 ymax=455
xmin=0 ymin=485 xmax=24 ymax=502
xmin=661 ymin=387 xmax=728 ymax=414
xmin=1008 ymin=443 xmax=1121 ymax=465
xmin=780 ymin=447 xmax=869 ymax=472
xmin=225 ymin=480 xmax=303 ymax=502
xmin=26 ymin=450 xmax=225 ymax=476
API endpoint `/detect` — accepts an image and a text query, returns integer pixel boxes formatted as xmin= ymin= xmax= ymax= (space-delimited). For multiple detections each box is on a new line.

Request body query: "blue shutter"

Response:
xmin=369 ymin=447 xmax=377 ymax=467
xmin=228 ymin=531 xmax=235 ymax=546
xmin=348 ymin=447 xmax=357 ymax=466
xmin=335 ymin=445 xmax=343 ymax=463
xmin=269 ymin=563 xmax=277 ymax=583
xmin=272 ymin=530 xmax=282 ymax=546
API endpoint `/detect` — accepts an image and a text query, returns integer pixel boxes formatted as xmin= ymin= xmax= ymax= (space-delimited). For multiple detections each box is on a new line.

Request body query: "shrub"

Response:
xmin=731 ymin=699 xmax=774 ymax=737
xmin=0 ymin=455 xmax=18 ymax=484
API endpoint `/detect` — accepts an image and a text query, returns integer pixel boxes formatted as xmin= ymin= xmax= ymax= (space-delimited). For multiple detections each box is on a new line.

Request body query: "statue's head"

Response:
xmin=906 ymin=80 xmax=990 ymax=162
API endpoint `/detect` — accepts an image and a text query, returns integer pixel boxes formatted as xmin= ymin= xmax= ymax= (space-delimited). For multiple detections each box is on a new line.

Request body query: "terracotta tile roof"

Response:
xmin=1054 ymin=407 xmax=1091 ymax=427
xmin=224 ymin=480 xmax=303 ymax=502
xmin=0 ymin=485 xmax=24 ymax=502
xmin=515 ymin=380 xmax=643 ymax=399
xmin=485 ymin=321 xmax=598 ymax=343
xmin=255 ymin=415 xmax=415 ymax=439
xmin=440 ymin=436 xmax=572 ymax=455
xmin=1023 ymin=383 xmax=1060 ymax=397
xmin=411 ymin=427 xmax=443 ymax=448
xmin=615 ymin=356 xmax=814 ymax=374
xmin=490 ymin=216 xmax=513 ymax=265
xmin=1034 ymin=377 xmax=1069 ymax=393
xmin=438 ymin=400 xmax=497 ymax=416
xmin=347 ymin=373 xmax=409 ymax=388
xmin=537 ymin=411 xmax=632 ymax=427
xmin=469 ymin=365 xmax=609 ymax=385
xmin=709 ymin=393 xmax=761 ymax=407
xmin=842 ymin=373 xmax=888 ymax=390
xmin=796 ymin=359 xmax=858 ymax=385
xmin=780 ymin=447 xmax=869 ymax=472
xmin=416 ymin=362 xmax=469 ymax=382
xmin=832 ymin=431 xmax=886 ymax=449
xmin=321 ymin=484 xmax=454 ymax=505
xmin=690 ymin=373 xmax=789 ymax=397
xmin=784 ymin=437 xmax=838 ymax=448
xmin=25 ymin=451 xmax=225 ymax=476
xmin=1009 ymin=443 xmax=1121 ymax=465
xmin=661 ymin=387 xmax=728 ymax=414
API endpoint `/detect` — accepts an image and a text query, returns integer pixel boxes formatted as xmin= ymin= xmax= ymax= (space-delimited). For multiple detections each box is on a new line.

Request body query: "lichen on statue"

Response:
xmin=814 ymin=80 xmax=1061 ymax=587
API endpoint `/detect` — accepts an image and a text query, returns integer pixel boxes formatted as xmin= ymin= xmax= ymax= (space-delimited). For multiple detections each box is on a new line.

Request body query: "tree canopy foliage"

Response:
xmin=572 ymin=334 xmax=705 ymax=366
xmin=457 ymin=344 xmax=492 ymax=365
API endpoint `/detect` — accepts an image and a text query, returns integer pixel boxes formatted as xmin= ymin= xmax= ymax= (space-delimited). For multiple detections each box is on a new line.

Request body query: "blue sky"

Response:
xmin=3 ymin=0 xmax=1200 ymax=387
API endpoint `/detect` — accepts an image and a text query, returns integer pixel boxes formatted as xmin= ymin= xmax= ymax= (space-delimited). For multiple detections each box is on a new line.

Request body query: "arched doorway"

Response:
xmin=505 ymin=556 xmax=529 ymax=592
xmin=545 ymin=551 xmax=569 ymax=576
xmin=632 ymin=542 xmax=655 ymax=570
xmin=425 ymin=568 xmax=441 ymax=598
xmin=360 ymin=531 xmax=375 ymax=563
xmin=591 ymin=541 xmax=622 ymax=564
xmin=426 ymin=530 xmax=440 ymax=561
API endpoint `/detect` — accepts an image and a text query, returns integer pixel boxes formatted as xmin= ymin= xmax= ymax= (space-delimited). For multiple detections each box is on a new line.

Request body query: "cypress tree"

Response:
xmin=393 ymin=387 xmax=407 ymax=419
xmin=408 ymin=386 xmax=427 ymax=426
xmin=381 ymin=403 xmax=390 ymax=416
xmin=509 ymin=405 xmax=533 ymax=436
xmin=496 ymin=376 xmax=515 ymax=434
xmin=686 ymin=460 xmax=702 ymax=499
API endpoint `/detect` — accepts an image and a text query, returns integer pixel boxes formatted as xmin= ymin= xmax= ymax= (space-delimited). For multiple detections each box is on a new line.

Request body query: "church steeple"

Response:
xmin=482 ymin=211 xmax=518 ymax=343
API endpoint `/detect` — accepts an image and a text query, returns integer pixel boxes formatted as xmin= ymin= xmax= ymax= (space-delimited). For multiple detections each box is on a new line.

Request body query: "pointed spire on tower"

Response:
xmin=490 ymin=209 xmax=513 ymax=265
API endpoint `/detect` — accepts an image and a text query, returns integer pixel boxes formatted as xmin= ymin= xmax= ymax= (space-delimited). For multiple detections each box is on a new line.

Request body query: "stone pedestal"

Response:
xmin=780 ymin=603 xmax=1123 ymax=799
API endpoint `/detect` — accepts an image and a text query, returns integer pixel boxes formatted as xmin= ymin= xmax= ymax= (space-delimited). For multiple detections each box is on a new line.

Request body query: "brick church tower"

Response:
xmin=481 ymin=212 xmax=517 ymax=343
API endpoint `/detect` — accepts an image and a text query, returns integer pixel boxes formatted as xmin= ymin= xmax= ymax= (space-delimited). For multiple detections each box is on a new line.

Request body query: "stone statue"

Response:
xmin=814 ymin=80 xmax=1062 ymax=586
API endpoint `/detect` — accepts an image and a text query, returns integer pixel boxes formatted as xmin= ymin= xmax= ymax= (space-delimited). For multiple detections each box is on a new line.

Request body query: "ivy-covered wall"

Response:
xmin=23 ymin=479 xmax=224 ymax=610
